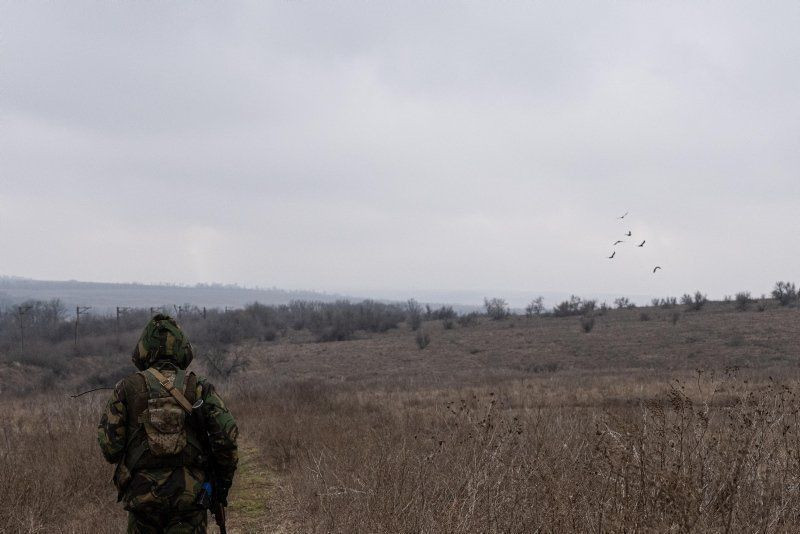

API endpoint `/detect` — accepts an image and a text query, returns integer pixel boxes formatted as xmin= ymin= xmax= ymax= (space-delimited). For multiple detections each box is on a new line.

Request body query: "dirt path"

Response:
xmin=223 ymin=439 xmax=296 ymax=534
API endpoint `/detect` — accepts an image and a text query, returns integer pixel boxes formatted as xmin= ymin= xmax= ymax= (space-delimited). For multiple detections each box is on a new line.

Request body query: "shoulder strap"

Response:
xmin=138 ymin=370 xmax=161 ymax=399
xmin=144 ymin=367 xmax=195 ymax=414
xmin=174 ymin=369 xmax=186 ymax=391
xmin=185 ymin=373 xmax=198 ymax=405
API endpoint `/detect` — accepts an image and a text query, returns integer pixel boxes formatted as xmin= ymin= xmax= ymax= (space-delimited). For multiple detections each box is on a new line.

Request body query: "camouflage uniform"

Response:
xmin=98 ymin=315 xmax=238 ymax=533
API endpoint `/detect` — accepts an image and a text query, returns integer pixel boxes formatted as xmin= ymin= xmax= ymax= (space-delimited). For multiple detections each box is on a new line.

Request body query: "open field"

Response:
xmin=3 ymin=301 xmax=800 ymax=532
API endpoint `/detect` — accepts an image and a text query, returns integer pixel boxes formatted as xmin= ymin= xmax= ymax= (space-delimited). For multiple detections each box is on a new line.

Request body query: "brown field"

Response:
xmin=3 ymin=302 xmax=800 ymax=532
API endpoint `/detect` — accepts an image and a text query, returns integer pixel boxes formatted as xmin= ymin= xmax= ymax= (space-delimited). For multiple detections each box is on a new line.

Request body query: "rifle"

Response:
xmin=192 ymin=399 xmax=228 ymax=534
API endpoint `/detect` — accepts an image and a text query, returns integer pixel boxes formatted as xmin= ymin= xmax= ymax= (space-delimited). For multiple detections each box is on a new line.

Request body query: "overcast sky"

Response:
xmin=2 ymin=1 xmax=799 ymax=303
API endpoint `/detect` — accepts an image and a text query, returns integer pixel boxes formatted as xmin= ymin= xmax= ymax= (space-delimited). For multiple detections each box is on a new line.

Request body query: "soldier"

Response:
xmin=98 ymin=314 xmax=238 ymax=533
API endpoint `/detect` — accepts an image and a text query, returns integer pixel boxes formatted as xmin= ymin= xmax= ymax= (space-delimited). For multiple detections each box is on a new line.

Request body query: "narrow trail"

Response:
xmin=224 ymin=439 xmax=297 ymax=534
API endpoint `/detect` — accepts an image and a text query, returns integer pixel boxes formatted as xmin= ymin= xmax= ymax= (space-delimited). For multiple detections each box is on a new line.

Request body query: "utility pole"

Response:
xmin=16 ymin=305 xmax=32 ymax=352
xmin=75 ymin=306 xmax=91 ymax=347
xmin=116 ymin=306 xmax=130 ymax=348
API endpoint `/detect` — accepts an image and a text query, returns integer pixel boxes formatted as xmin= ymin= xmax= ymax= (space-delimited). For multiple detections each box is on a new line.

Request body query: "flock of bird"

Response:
xmin=608 ymin=212 xmax=661 ymax=274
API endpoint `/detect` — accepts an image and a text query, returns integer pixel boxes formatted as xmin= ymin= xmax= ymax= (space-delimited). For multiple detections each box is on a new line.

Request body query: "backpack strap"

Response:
xmin=144 ymin=368 xmax=194 ymax=414
xmin=173 ymin=369 xmax=186 ymax=392
xmin=185 ymin=373 xmax=198 ymax=405
xmin=139 ymin=370 xmax=162 ymax=400
xmin=124 ymin=439 xmax=150 ymax=475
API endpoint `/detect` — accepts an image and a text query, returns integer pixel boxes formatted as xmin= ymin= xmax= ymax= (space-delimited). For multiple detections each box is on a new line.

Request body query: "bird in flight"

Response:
xmin=637 ymin=240 xmax=646 ymax=247
xmin=608 ymin=251 xmax=616 ymax=259
xmin=626 ymin=231 xmax=632 ymax=237
xmin=653 ymin=266 xmax=662 ymax=273
xmin=613 ymin=240 xmax=624 ymax=245
xmin=618 ymin=212 xmax=629 ymax=219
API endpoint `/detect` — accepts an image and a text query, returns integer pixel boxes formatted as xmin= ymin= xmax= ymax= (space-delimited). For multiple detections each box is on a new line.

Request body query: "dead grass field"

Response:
xmin=3 ymin=302 xmax=800 ymax=532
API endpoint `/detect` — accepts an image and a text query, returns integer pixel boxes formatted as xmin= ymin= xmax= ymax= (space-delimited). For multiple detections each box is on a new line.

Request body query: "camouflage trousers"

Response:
xmin=127 ymin=510 xmax=207 ymax=533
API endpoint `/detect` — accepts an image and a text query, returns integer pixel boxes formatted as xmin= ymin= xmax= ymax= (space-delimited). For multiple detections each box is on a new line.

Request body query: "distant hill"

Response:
xmin=0 ymin=277 xmax=653 ymax=316
xmin=0 ymin=277 xmax=349 ymax=314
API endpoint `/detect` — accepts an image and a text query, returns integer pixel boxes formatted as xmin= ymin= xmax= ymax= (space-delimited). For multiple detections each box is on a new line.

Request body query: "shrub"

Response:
xmin=425 ymin=305 xmax=456 ymax=321
xmin=524 ymin=297 xmax=545 ymax=318
xmin=735 ymin=292 xmax=752 ymax=312
xmin=442 ymin=318 xmax=454 ymax=330
xmin=406 ymin=299 xmax=423 ymax=331
xmin=639 ymin=312 xmax=650 ymax=322
xmin=316 ymin=323 xmax=353 ymax=342
xmin=580 ymin=315 xmax=595 ymax=333
xmin=614 ymin=297 xmax=632 ymax=309
xmin=457 ymin=312 xmax=480 ymax=327
xmin=203 ymin=347 xmax=246 ymax=379
xmin=682 ymin=291 xmax=708 ymax=312
xmin=772 ymin=281 xmax=797 ymax=307
xmin=555 ymin=296 xmax=598 ymax=317
xmin=670 ymin=311 xmax=681 ymax=325
xmin=484 ymin=298 xmax=510 ymax=320
xmin=554 ymin=295 xmax=582 ymax=317
xmin=653 ymin=297 xmax=678 ymax=309
xmin=415 ymin=329 xmax=430 ymax=350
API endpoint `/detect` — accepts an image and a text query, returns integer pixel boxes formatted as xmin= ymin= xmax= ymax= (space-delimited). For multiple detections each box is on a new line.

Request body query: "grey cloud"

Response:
xmin=1 ymin=1 xmax=799 ymax=303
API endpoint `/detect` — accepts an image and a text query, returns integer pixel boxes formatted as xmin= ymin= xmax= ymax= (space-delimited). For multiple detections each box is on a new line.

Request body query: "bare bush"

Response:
xmin=406 ymin=299 xmax=423 ymax=331
xmin=735 ymin=291 xmax=752 ymax=311
xmin=424 ymin=305 xmax=456 ymax=321
xmin=554 ymin=296 xmax=597 ymax=317
xmin=457 ymin=312 xmax=480 ymax=327
xmin=639 ymin=312 xmax=650 ymax=322
xmin=772 ymin=281 xmax=797 ymax=307
xmin=415 ymin=330 xmax=430 ymax=350
xmin=652 ymin=297 xmax=677 ymax=309
xmin=524 ymin=297 xmax=545 ymax=318
xmin=614 ymin=297 xmax=636 ymax=309
xmin=580 ymin=315 xmax=595 ymax=333
xmin=203 ymin=347 xmax=247 ymax=379
xmin=682 ymin=291 xmax=708 ymax=311
xmin=484 ymin=298 xmax=510 ymax=320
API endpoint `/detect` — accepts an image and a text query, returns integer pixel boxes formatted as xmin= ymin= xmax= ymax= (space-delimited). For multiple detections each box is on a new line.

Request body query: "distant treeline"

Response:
xmin=1 ymin=280 xmax=796 ymax=365
xmin=0 ymin=299 xmax=463 ymax=358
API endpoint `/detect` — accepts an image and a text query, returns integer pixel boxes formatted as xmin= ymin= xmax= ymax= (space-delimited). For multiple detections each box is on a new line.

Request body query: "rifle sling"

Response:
xmin=144 ymin=367 xmax=195 ymax=414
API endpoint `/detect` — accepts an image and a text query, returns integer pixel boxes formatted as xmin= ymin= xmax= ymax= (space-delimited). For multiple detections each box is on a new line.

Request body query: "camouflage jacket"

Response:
xmin=98 ymin=364 xmax=238 ymax=513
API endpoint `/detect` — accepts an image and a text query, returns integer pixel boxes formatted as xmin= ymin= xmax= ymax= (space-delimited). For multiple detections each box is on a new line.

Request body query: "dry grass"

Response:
xmin=240 ymin=372 xmax=800 ymax=532
xmin=3 ymin=304 xmax=800 ymax=532
xmin=0 ymin=397 xmax=124 ymax=533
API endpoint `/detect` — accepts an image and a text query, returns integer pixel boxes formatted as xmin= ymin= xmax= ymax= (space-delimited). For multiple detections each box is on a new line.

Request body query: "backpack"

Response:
xmin=139 ymin=368 xmax=192 ymax=456
xmin=115 ymin=367 xmax=205 ymax=498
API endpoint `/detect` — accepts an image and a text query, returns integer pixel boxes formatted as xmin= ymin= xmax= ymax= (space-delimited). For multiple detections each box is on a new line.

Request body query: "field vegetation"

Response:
xmin=3 ymin=283 xmax=800 ymax=532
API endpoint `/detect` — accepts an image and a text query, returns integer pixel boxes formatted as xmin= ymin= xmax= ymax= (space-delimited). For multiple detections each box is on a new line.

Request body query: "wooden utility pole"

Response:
xmin=16 ymin=305 xmax=32 ymax=351
xmin=116 ymin=306 xmax=130 ymax=347
xmin=75 ymin=306 xmax=91 ymax=347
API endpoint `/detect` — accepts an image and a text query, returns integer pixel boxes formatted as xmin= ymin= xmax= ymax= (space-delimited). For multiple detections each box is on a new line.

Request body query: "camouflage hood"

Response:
xmin=132 ymin=314 xmax=194 ymax=371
